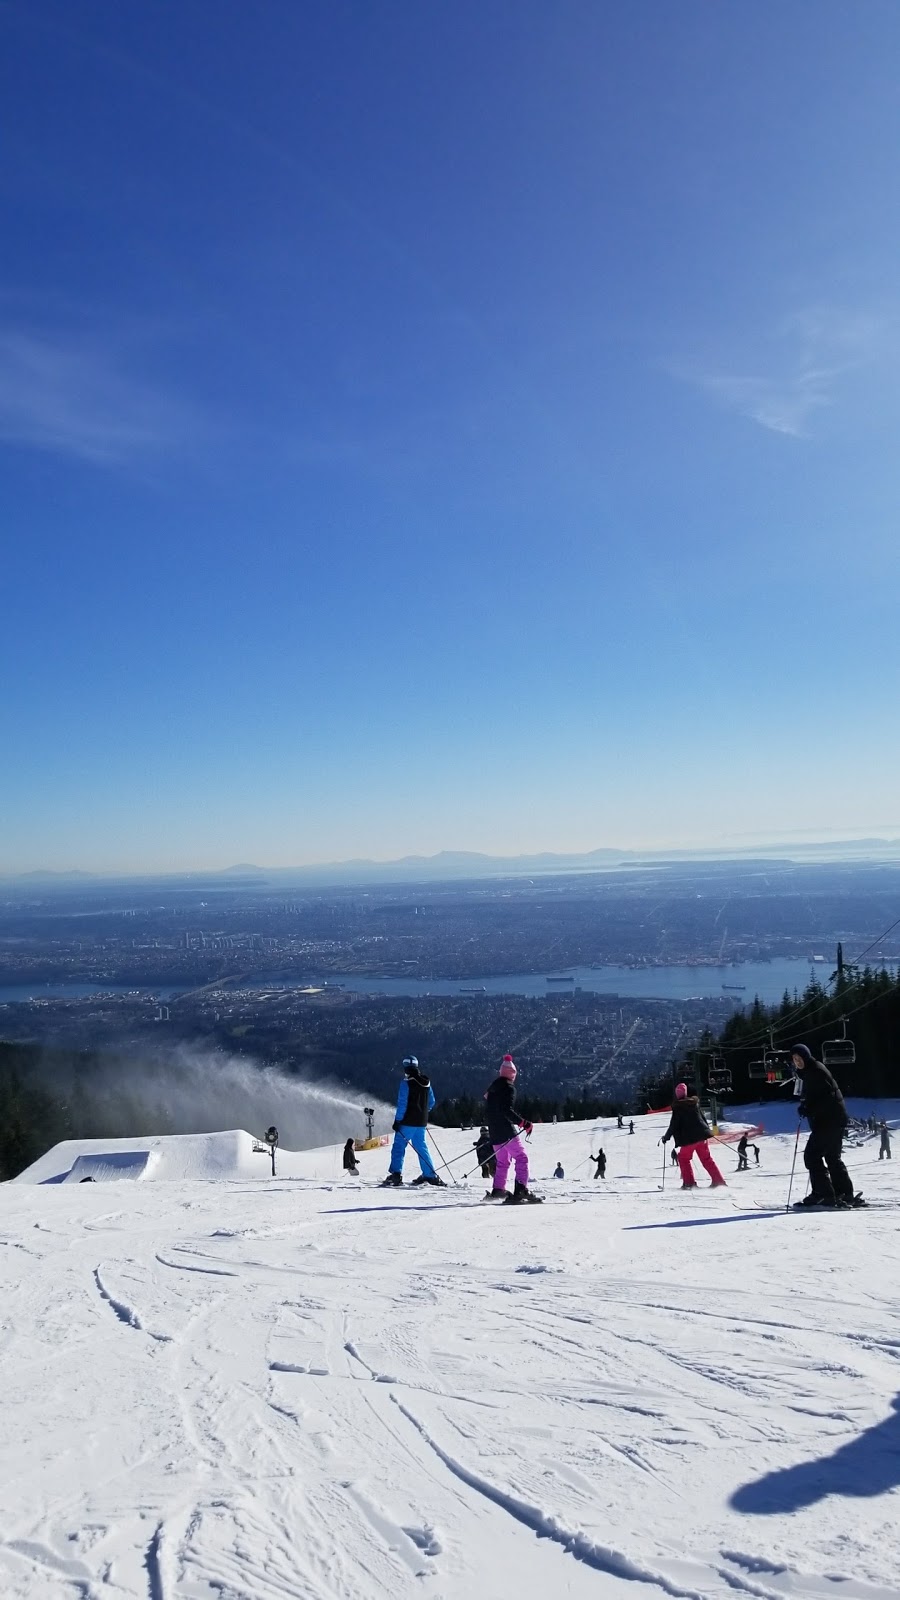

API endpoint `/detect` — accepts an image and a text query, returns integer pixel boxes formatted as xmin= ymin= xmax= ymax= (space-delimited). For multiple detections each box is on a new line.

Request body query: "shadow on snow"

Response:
xmin=732 ymin=1396 xmax=900 ymax=1512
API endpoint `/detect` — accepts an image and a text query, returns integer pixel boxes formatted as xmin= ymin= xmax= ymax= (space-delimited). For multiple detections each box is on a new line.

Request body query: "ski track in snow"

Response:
xmin=2 ymin=1109 xmax=900 ymax=1598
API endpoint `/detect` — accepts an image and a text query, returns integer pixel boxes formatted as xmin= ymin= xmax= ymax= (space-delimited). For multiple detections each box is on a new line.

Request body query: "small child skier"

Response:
xmin=343 ymin=1138 xmax=359 ymax=1175
xmin=483 ymin=1055 xmax=541 ymax=1204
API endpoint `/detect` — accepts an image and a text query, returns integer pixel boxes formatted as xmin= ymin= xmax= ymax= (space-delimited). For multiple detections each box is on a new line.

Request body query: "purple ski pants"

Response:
xmin=493 ymin=1133 xmax=529 ymax=1189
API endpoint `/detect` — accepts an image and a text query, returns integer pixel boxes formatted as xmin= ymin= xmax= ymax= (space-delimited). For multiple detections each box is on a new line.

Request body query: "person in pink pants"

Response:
xmin=661 ymin=1083 xmax=726 ymax=1188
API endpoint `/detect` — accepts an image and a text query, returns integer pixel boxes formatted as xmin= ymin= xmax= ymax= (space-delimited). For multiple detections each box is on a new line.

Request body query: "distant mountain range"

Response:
xmin=5 ymin=837 xmax=900 ymax=889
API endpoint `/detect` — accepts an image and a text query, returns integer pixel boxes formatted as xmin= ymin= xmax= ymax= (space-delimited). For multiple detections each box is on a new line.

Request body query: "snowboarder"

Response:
xmin=661 ymin=1085 xmax=727 ymax=1189
xmin=483 ymin=1055 xmax=540 ymax=1203
xmin=382 ymin=1057 xmax=445 ymax=1187
xmin=791 ymin=1043 xmax=855 ymax=1207
xmin=474 ymin=1125 xmax=496 ymax=1180
xmin=553 ymin=1162 xmax=565 ymax=1179
xmin=737 ymin=1134 xmax=749 ymax=1171
xmin=591 ymin=1150 xmax=607 ymax=1180
xmin=879 ymin=1121 xmax=892 ymax=1160
xmin=628 ymin=1120 xmax=635 ymax=1135
xmin=343 ymin=1138 xmax=359 ymax=1175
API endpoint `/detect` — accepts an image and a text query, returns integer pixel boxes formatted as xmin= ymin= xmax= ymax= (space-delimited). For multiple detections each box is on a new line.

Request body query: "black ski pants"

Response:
xmin=803 ymin=1124 xmax=853 ymax=1202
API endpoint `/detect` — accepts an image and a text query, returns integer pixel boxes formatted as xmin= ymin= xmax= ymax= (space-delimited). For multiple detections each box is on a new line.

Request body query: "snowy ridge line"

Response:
xmin=92 ymin=1266 xmax=171 ymax=1341
xmin=391 ymin=1395 xmax=707 ymax=1600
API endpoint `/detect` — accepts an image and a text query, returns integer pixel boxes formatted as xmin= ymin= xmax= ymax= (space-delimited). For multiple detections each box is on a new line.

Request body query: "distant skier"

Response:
xmin=474 ymin=1125 xmax=496 ymax=1180
xmin=591 ymin=1150 xmax=606 ymax=1180
xmin=879 ymin=1121 xmax=892 ymax=1160
xmin=661 ymin=1085 xmax=727 ymax=1190
xmin=791 ymin=1043 xmax=856 ymax=1207
xmin=553 ymin=1162 xmax=565 ymax=1179
xmin=616 ymin=1114 xmax=624 ymax=1130
xmin=670 ymin=1146 xmax=679 ymax=1167
xmin=628 ymin=1120 xmax=635 ymax=1135
xmin=752 ymin=1143 xmax=761 ymax=1165
xmin=343 ymin=1138 xmax=359 ymax=1175
xmin=382 ymin=1057 xmax=445 ymax=1187
xmin=737 ymin=1134 xmax=749 ymax=1171
xmin=483 ymin=1055 xmax=540 ymax=1204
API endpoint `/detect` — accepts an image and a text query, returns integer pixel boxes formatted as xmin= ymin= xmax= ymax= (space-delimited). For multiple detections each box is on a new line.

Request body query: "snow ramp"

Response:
xmin=11 ymin=1129 xmax=314 ymax=1184
xmin=64 ymin=1149 xmax=157 ymax=1183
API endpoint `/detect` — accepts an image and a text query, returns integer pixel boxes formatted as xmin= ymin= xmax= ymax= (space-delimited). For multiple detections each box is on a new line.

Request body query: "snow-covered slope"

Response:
xmin=2 ymin=1109 xmax=899 ymax=1599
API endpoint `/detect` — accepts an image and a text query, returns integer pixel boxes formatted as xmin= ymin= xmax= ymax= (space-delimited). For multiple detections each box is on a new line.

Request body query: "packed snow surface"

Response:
xmin=2 ymin=1104 xmax=899 ymax=1598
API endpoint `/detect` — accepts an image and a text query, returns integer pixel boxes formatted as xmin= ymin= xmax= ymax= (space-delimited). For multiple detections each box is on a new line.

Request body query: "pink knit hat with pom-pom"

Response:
xmin=499 ymin=1055 xmax=517 ymax=1080
xmin=675 ymin=1082 xmax=688 ymax=1099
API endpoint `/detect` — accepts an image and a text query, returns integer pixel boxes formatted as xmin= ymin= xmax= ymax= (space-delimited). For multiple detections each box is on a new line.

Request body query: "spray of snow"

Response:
xmin=51 ymin=1045 xmax=394 ymax=1150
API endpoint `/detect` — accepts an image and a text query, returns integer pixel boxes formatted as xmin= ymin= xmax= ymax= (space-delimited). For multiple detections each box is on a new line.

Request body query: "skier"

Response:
xmin=553 ymin=1162 xmax=565 ymax=1179
xmin=790 ymin=1043 xmax=856 ymax=1207
xmin=474 ymin=1125 xmax=496 ymax=1180
xmin=628 ymin=1120 xmax=635 ymax=1135
xmin=737 ymin=1133 xmax=749 ymax=1171
xmin=616 ymin=1114 xmax=624 ymax=1129
xmin=879 ymin=1121 xmax=892 ymax=1160
xmin=382 ymin=1057 xmax=445 ymax=1187
xmin=661 ymin=1084 xmax=727 ymax=1189
xmin=591 ymin=1149 xmax=607 ymax=1180
xmin=483 ymin=1055 xmax=541 ymax=1204
xmin=670 ymin=1145 xmax=680 ymax=1167
xmin=343 ymin=1138 xmax=359 ymax=1175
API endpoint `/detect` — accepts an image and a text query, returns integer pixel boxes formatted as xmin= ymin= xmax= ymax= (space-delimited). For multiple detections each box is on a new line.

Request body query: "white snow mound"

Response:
xmin=12 ymin=1128 xmax=319 ymax=1185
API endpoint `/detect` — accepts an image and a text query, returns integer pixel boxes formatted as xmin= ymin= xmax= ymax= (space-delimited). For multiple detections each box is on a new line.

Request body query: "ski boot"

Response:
xmin=381 ymin=1171 xmax=403 ymax=1187
xmin=681 ymin=1180 xmax=697 ymax=1190
xmin=503 ymin=1181 xmax=543 ymax=1205
xmin=709 ymin=1179 xmax=727 ymax=1189
xmin=483 ymin=1187 xmax=508 ymax=1201
xmin=412 ymin=1174 xmax=446 ymax=1187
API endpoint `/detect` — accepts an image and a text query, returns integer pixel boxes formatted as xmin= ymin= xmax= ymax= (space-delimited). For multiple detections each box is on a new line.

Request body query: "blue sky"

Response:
xmin=2 ymin=0 xmax=899 ymax=873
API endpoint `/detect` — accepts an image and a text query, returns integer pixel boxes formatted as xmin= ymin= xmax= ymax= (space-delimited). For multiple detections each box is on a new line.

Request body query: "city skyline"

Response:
xmin=3 ymin=3 xmax=900 ymax=873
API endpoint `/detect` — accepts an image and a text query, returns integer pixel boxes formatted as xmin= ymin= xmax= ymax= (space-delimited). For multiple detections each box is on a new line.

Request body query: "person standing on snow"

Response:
xmin=484 ymin=1055 xmax=540 ymax=1203
xmin=737 ymin=1133 xmax=750 ymax=1171
xmin=661 ymin=1084 xmax=727 ymax=1189
xmin=382 ymin=1057 xmax=445 ymax=1187
xmin=879 ymin=1121 xmax=892 ymax=1160
xmin=343 ymin=1138 xmax=359 ymax=1175
xmin=591 ymin=1149 xmax=607 ymax=1180
xmin=628 ymin=1120 xmax=635 ymax=1135
xmin=791 ymin=1043 xmax=855 ymax=1207
xmin=474 ymin=1126 xmax=496 ymax=1179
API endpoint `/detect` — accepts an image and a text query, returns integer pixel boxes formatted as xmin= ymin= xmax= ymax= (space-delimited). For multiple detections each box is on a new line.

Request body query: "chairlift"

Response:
xmin=821 ymin=1018 xmax=856 ymax=1069
xmin=748 ymin=1047 xmax=790 ymax=1083
xmin=707 ymin=1053 xmax=732 ymax=1092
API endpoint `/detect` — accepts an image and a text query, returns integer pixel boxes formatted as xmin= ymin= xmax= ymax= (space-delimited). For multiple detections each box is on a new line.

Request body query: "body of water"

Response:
xmin=309 ymin=958 xmax=831 ymax=1003
xmin=1 ymin=957 xmax=877 ymax=1008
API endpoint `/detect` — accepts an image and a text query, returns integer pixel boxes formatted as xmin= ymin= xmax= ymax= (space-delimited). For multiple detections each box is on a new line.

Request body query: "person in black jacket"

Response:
xmin=474 ymin=1126 xmax=496 ymax=1179
xmin=661 ymin=1085 xmax=726 ymax=1189
xmin=791 ymin=1043 xmax=854 ymax=1206
xmin=484 ymin=1055 xmax=538 ymax=1202
xmin=343 ymin=1138 xmax=359 ymax=1175
xmin=591 ymin=1149 xmax=607 ymax=1180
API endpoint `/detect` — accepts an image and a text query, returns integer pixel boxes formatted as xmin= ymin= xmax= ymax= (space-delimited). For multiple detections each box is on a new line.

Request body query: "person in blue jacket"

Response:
xmin=382 ymin=1057 xmax=445 ymax=1186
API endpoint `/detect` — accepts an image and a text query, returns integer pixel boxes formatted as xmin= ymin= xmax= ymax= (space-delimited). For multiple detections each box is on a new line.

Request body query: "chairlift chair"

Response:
xmin=821 ymin=1018 xmax=856 ymax=1069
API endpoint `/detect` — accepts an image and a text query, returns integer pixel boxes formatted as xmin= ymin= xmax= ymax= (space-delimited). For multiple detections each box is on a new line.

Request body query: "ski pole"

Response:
xmin=785 ymin=1120 xmax=802 ymax=1212
xmin=427 ymin=1129 xmax=459 ymax=1187
xmin=660 ymin=1140 xmax=667 ymax=1191
xmin=460 ymin=1127 xmax=531 ymax=1182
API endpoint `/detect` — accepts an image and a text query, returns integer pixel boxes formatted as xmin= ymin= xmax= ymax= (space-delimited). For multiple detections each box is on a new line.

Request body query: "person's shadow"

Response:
xmin=731 ymin=1395 xmax=900 ymax=1513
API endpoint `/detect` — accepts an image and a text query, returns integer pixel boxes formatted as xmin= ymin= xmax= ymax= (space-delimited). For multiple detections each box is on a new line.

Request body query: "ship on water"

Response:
xmin=459 ymin=985 xmax=487 ymax=993
xmin=546 ymin=974 xmax=575 ymax=984
xmin=722 ymin=983 xmax=746 ymax=991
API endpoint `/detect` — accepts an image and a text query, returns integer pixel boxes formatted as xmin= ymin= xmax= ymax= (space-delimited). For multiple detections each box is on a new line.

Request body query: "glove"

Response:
xmin=522 ymin=1121 xmax=533 ymax=1136
xmin=392 ymin=1120 xmax=402 ymax=1133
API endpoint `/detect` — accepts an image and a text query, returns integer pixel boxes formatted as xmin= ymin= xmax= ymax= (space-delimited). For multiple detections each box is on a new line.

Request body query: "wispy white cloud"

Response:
xmin=678 ymin=303 xmax=895 ymax=439
xmin=0 ymin=320 xmax=202 ymax=465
